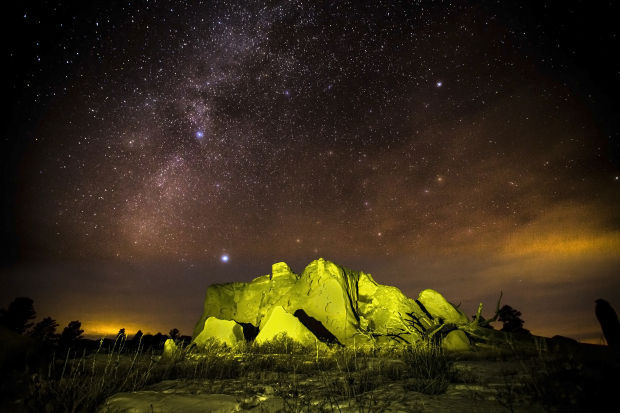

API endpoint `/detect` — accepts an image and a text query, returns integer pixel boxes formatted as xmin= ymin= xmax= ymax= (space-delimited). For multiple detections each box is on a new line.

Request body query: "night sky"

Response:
xmin=2 ymin=0 xmax=619 ymax=342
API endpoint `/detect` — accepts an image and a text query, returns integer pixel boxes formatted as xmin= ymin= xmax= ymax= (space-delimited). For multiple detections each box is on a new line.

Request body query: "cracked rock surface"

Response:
xmin=192 ymin=258 xmax=470 ymax=348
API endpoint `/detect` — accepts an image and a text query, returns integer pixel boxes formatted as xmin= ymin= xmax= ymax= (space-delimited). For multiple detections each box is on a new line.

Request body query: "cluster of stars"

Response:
xmin=5 ymin=0 xmax=617 ymax=267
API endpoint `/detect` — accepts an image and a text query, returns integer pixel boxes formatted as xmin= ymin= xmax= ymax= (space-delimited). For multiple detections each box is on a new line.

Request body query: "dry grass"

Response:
xmin=25 ymin=335 xmax=456 ymax=411
xmin=20 ymin=333 xmax=614 ymax=412
xmin=28 ymin=337 xmax=159 ymax=412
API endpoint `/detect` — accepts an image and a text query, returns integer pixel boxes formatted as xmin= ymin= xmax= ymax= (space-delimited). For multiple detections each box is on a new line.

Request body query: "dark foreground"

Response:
xmin=1 ymin=332 xmax=618 ymax=412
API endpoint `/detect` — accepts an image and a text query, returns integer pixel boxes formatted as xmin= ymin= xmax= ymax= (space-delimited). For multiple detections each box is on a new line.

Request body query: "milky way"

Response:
xmin=3 ymin=0 xmax=619 ymax=340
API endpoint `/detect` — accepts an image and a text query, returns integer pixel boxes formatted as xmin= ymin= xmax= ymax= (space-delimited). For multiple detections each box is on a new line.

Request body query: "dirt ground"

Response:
xmin=99 ymin=357 xmax=549 ymax=412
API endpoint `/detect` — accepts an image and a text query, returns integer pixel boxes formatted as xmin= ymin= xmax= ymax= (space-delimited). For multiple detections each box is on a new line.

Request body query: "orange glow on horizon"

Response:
xmin=81 ymin=320 xmax=156 ymax=338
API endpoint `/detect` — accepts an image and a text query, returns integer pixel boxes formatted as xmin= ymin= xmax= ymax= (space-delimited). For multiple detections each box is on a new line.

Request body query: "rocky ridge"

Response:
xmin=191 ymin=258 xmax=473 ymax=350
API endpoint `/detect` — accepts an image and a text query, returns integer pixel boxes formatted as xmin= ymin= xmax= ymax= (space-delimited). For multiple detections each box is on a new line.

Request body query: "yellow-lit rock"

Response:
xmin=441 ymin=329 xmax=471 ymax=351
xmin=254 ymin=306 xmax=316 ymax=345
xmin=285 ymin=259 xmax=361 ymax=344
xmin=162 ymin=338 xmax=181 ymax=360
xmin=357 ymin=274 xmax=422 ymax=340
xmin=192 ymin=258 xmax=472 ymax=348
xmin=417 ymin=289 xmax=469 ymax=325
xmin=193 ymin=316 xmax=244 ymax=347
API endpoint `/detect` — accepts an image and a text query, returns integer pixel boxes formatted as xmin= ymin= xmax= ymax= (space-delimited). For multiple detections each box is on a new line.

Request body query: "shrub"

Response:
xmin=400 ymin=341 xmax=453 ymax=394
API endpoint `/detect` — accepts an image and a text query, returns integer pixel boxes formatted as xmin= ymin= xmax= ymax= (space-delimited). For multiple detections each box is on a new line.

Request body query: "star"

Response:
xmin=220 ymin=254 xmax=229 ymax=263
xmin=195 ymin=131 xmax=204 ymax=139
xmin=436 ymin=81 xmax=443 ymax=87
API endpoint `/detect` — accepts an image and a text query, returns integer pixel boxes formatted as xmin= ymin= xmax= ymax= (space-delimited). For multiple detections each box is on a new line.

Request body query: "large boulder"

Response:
xmin=254 ymin=306 xmax=317 ymax=345
xmin=192 ymin=258 xmax=471 ymax=348
xmin=193 ymin=317 xmax=245 ymax=347
xmin=284 ymin=259 xmax=362 ymax=344
xmin=357 ymin=272 xmax=425 ymax=343
xmin=417 ymin=289 xmax=469 ymax=325
xmin=191 ymin=262 xmax=297 ymax=339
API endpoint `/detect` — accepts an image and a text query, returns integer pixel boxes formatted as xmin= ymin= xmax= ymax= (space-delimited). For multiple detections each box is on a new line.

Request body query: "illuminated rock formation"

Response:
xmin=192 ymin=258 xmax=472 ymax=349
xmin=254 ymin=306 xmax=317 ymax=345
xmin=193 ymin=317 xmax=245 ymax=347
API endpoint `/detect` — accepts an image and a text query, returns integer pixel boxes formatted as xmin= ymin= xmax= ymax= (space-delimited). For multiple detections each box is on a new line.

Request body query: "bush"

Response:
xmin=400 ymin=341 xmax=454 ymax=394
xmin=247 ymin=333 xmax=312 ymax=355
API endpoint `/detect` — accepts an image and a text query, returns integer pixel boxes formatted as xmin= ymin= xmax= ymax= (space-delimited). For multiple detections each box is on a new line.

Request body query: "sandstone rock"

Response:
xmin=441 ymin=329 xmax=471 ymax=351
xmin=193 ymin=317 xmax=245 ymax=347
xmin=358 ymin=274 xmax=423 ymax=338
xmin=193 ymin=259 xmax=363 ymax=344
xmin=192 ymin=258 xmax=471 ymax=348
xmin=417 ymin=289 xmax=469 ymax=325
xmin=254 ymin=306 xmax=317 ymax=345
xmin=191 ymin=263 xmax=297 ymax=338
xmin=271 ymin=261 xmax=294 ymax=279
xmin=162 ymin=338 xmax=181 ymax=360
xmin=285 ymin=259 xmax=361 ymax=344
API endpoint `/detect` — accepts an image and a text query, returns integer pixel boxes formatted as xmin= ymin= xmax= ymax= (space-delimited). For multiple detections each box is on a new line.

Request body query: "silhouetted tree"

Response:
xmin=29 ymin=317 xmax=59 ymax=343
xmin=59 ymin=320 xmax=84 ymax=347
xmin=0 ymin=297 xmax=36 ymax=334
xmin=131 ymin=329 xmax=143 ymax=343
xmin=498 ymin=305 xmax=529 ymax=334
xmin=142 ymin=332 xmax=166 ymax=350
xmin=153 ymin=332 xmax=166 ymax=347
xmin=595 ymin=298 xmax=620 ymax=355
xmin=169 ymin=328 xmax=180 ymax=340
xmin=116 ymin=328 xmax=126 ymax=342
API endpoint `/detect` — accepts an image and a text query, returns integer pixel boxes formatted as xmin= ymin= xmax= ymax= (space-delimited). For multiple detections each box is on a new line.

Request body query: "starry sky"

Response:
xmin=2 ymin=0 xmax=619 ymax=342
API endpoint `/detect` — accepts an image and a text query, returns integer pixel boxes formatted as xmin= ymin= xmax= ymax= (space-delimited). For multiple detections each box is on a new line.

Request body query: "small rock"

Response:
xmin=442 ymin=329 xmax=471 ymax=351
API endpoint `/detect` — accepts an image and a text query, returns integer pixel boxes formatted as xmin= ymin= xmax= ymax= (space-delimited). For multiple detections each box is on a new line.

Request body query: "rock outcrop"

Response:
xmin=193 ymin=317 xmax=245 ymax=347
xmin=254 ymin=306 xmax=317 ymax=345
xmin=192 ymin=258 xmax=473 ymax=349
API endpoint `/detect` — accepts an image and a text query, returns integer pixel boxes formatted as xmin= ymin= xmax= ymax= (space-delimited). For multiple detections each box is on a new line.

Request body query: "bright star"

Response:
xmin=436 ymin=81 xmax=443 ymax=87
xmin=220 ymin=254 xmax=229 ymax=263
xmin=195 ymin=131 xmax=204 ymax=139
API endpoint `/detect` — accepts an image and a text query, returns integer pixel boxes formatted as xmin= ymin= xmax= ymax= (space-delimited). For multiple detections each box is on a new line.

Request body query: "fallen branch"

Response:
xmin=470 ymin=291 xmax=503 ymax=328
